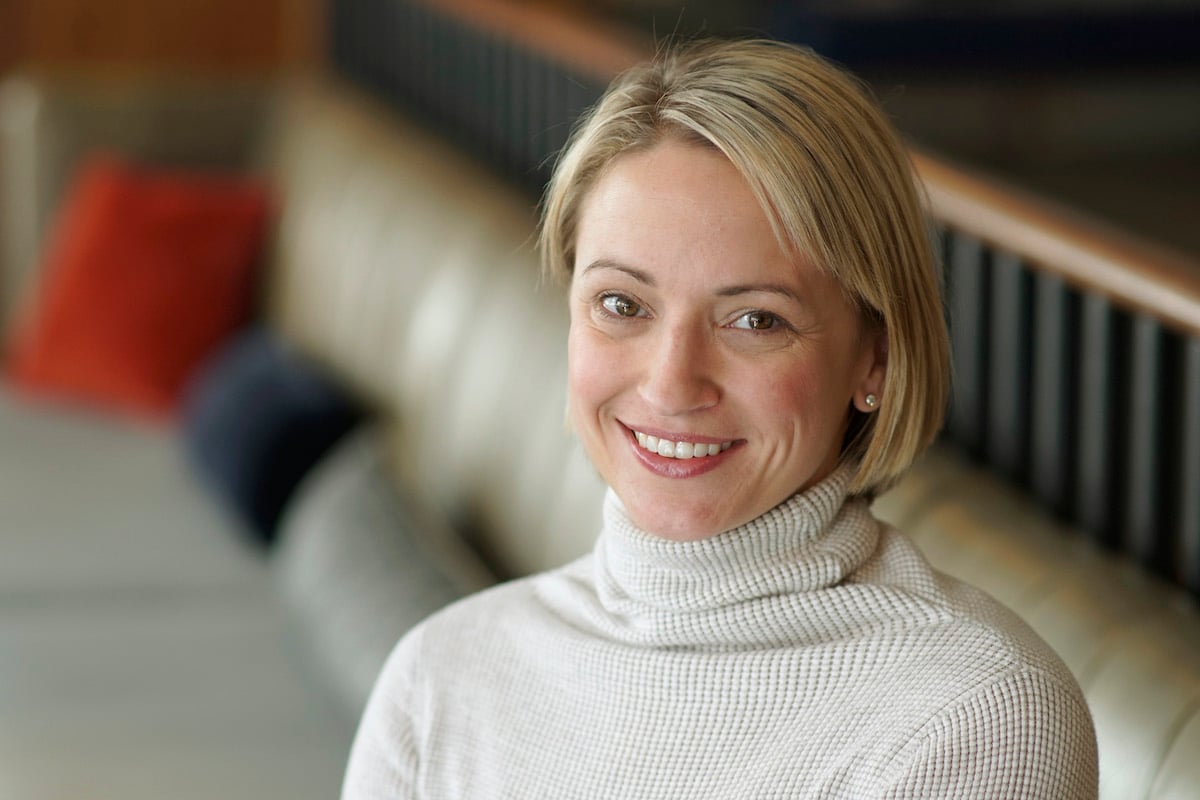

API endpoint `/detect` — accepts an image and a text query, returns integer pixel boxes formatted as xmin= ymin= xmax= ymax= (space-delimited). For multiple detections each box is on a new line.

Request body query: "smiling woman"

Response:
xmin=567 ymin=141 xmax=885 ymax=540
xmin=343 ymin=39 xmax=1099 ymax=799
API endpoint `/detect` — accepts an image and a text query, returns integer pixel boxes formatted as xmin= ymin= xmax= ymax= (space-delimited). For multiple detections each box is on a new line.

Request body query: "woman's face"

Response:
xmin=567 ymin=140 xmax=885 ymax=541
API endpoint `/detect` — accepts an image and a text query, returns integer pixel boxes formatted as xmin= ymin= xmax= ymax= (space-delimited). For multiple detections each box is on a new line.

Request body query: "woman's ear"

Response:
xmin=852 ymin=330 xmax=888 ymax=414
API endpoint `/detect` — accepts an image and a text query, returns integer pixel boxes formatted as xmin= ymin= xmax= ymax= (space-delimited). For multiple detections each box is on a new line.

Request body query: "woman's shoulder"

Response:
xmin=850 ymin=521 xmax=1081 ymax=680
xmin=844 ymin=524 xmax=1097 ymax=794
xmin=881 ymin=659 xmax=1098 ymax=798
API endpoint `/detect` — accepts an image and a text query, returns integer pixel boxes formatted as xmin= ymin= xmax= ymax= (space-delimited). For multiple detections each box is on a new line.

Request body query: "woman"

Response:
xmin=344 ymin=39 xmax=1098 ymax=798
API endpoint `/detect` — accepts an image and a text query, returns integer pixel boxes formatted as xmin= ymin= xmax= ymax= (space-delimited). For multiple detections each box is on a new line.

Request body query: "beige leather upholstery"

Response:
xmin=265 ymin=80 xmax=606 ymax=577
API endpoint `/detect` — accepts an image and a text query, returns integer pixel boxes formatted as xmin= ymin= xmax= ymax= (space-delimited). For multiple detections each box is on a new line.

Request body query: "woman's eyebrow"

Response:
xmin=579 ymin=259 xmax=655 ymax=286
xmin=716 ymin=283 xmax=806 ymax=306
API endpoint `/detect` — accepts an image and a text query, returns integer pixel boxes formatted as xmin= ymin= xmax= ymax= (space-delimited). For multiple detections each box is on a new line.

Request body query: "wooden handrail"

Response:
xmin=424 ymin=0 xmax=1200 ymax=339
xmin=914 ymin=151 xmax=1200 ymax=338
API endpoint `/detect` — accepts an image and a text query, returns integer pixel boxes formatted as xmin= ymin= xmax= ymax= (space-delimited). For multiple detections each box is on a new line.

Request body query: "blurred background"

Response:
xmin=0 ymin=0 xmax=1196 ymax=257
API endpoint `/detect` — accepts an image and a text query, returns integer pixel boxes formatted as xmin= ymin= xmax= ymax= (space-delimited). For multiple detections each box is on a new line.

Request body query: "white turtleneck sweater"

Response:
xmin=342 ymin=468 xmax=1098 ymax=799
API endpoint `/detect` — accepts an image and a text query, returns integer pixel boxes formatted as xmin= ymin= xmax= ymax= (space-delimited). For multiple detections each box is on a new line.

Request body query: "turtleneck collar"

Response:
xmin=540 ymin=465 xmax=883 ymax=650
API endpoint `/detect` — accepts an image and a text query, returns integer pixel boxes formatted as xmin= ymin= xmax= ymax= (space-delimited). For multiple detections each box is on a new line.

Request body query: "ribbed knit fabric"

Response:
xmin=342 ymin=467 xmax=1099 ymax=799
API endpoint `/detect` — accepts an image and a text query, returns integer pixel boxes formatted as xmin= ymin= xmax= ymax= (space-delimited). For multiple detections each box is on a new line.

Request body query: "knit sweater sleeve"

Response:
xmin=884 ymin=669 xmax=1099 ymax=799
xmin=341 ymin=628 xmax=424 ymax=800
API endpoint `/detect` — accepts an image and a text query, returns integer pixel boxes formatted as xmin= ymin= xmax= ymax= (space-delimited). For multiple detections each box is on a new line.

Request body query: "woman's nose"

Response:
xmin=637 ymin=322 xmax=720 ymax=416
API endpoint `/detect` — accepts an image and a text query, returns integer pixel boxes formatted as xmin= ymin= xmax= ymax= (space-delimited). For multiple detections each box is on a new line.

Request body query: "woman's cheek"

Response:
xmin=566 ymin=327 xmax=618 ymax=434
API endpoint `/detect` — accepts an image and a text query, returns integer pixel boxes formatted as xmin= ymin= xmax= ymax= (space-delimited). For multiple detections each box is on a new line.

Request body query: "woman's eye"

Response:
xmin=600 ymin=294 xmax=644 ymax=318
xmin=731 ymin=311 xmax=781 ymax=331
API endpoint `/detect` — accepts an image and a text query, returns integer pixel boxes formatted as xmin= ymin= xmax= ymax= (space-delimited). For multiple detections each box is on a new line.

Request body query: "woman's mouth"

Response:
xmin=632 ymin=430 xmax=734 ymax=460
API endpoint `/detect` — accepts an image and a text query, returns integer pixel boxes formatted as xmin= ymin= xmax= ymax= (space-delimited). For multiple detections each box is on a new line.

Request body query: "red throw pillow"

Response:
xmin=4 ymin=155 xmax=270 ymax=420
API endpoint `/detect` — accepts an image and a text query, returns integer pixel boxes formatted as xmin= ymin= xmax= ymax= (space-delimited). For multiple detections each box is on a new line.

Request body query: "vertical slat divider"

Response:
xmin=1125 ymin=315 xmax=1164 ymax=566
xmin=425 ymin=5 xmax=444 ymax=115
xmin=947 ymin=234 xmax=989 ymax=455
xmin=1076 ymin=293 xmax=1120 ymax=544
xmin=493 ymin=37 xmax=510 ymax=173
xmin=489 ymin=34 xmax=506 ymax=160
xmin=520 ymin=49 xmax=542 ymax=187
xmin=428 ymin=3 xmax=442 ymax=98
xmin=461 ymin=27 xmax=478 ymax=149
xmin=329 ymin=0 xmax=349 ymax=77
xmin=532 ymin=53 xmax=557 ymax=191
xmin=393 ymin=0 xmax=409 ymax=95
xmin=1181 ymin=338 xmax=1200 ymax=591
xmin=385 ymin=1 xmax=404 ymax=97
xmin=986 ymin=250 xmax=1031 ymax=479
xmin=1030 ymin=272 xmax=1074 ymax=514
xmin=506 ymin=45 xmax=525 ymax=179
xmin=532 ymin=54 xmax=554 ymax=189
xmin=563 ymin=78 xmax=596 ymax=147
xmin=367 ymin=0 xmax=382 ymax=91
xmin=555 ymin=61 xmax=571 ymax=157
xmin=450 ymin=21 xmax=476 ymax=140
xmin=496 ymin=37 xmax=511 ymax=172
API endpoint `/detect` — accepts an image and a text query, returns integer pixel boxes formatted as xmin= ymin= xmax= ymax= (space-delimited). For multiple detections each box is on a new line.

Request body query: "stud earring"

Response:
xmin=864 ymin=393 xmax=878 ymax=410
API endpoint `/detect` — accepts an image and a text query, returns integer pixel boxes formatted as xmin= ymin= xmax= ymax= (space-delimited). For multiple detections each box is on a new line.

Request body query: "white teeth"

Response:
xmin=632 ymin=430 xmax=734 ymax=460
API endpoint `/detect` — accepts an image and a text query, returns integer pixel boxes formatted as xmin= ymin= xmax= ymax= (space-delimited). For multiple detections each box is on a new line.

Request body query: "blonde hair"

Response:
xmin=539 ymin=38 xmax=948 ymax=496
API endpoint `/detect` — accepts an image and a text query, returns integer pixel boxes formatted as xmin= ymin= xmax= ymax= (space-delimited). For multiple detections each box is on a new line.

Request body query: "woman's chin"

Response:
xmin=620 ymin=498 xmax=735 ymax=542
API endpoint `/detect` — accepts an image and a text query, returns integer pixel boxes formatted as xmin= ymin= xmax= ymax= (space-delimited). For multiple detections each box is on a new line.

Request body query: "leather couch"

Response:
xmin=1 ymin=73 xmax=1197 ymax=799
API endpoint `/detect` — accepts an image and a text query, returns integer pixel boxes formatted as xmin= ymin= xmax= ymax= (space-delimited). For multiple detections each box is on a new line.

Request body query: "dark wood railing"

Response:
xmin=921 ymin=155 xmax=1200 ymax=588
xmin=329 ymin=0 xmax=1200 ymax=593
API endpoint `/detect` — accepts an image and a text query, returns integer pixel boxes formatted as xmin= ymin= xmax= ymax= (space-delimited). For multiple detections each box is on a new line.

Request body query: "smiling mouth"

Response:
xmin=632 ymin=430 xmax=734 ymax=460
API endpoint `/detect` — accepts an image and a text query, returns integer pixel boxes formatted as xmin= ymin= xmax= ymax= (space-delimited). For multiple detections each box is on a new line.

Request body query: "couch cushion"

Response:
xmin=4 ymin=154 xmax=269 ymax=419
xmin=273 ymin=426 xmax=495 ymax=717
xmin=182 ymin=326 xmax=361 ymax=543
xmin=264 ymin=79 xmax=608 ymax=577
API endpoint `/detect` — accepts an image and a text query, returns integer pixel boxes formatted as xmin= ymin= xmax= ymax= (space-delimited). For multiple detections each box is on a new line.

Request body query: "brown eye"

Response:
xmin=733 ymin=311 xmax=779 ymax=331
xmin=601 ymin=294 xmax=643 ymax=318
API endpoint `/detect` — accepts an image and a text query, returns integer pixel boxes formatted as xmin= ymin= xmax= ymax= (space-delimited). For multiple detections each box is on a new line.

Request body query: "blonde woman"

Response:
xmin=344 ymin=39 xmax=1098 ymax=798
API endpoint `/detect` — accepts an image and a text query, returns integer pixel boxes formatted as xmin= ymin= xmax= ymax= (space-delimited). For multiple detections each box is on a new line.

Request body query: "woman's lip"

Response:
xmin=622 ymin=424 xmax=740 ymax=478
xmin=628 ymin=436 xmax=737 ymax=478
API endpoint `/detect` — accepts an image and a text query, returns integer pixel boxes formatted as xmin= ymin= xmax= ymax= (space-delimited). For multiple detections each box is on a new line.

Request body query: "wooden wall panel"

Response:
xmin=0 ymin=2 xmax=30 ymax=72
xmin=1 ymin=0 xmax=322 ymax=73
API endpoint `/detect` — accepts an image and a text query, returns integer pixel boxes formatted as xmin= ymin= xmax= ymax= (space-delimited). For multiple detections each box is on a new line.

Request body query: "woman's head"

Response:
xmin=541 ymin=38 xmax=948 ymax=521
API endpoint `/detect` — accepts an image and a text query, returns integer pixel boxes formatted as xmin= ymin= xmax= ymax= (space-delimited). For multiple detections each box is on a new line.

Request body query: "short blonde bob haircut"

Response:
xmin=539 ymin=38 xmax=949 ymax=496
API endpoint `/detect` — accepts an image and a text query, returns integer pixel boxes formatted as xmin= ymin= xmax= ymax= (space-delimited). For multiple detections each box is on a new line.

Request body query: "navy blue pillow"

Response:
xmin=182 ymin=326 xmax=362 ymax=544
